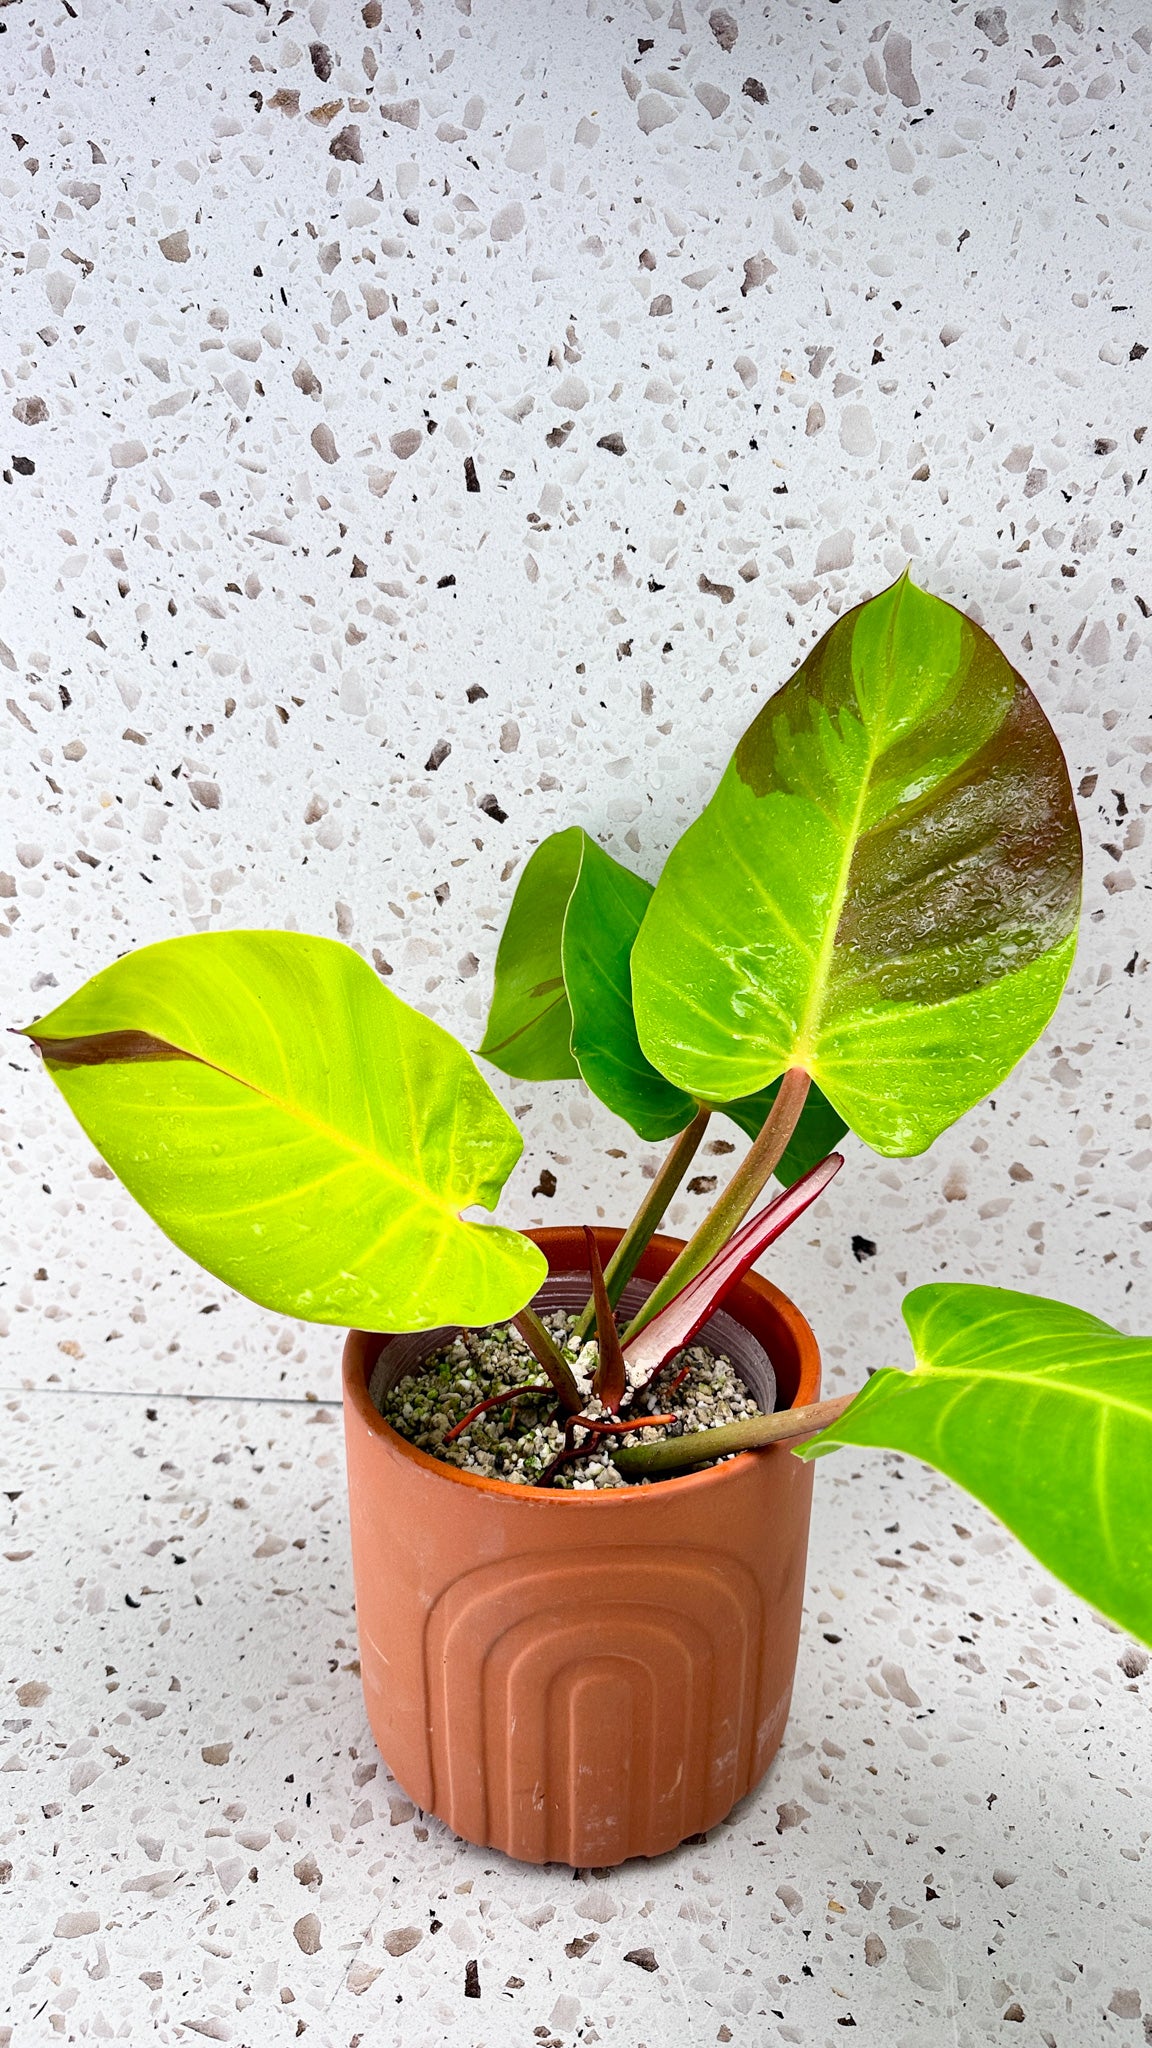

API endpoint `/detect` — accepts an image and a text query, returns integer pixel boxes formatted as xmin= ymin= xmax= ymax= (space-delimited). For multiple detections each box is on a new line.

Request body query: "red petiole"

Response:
xmin=570 ymin=1410 xmax=675 ymax=1437
xmin=536 ymin=1409 xmax=676 ymax=1488
xmin=584 ymin=1224 xmax=627 ymax=1413
xmin=443 ymin=1381 xmax=555 ymax=1444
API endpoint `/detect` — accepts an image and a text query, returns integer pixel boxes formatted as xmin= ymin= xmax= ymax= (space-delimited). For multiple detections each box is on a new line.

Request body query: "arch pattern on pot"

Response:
xmin=423 ymin=1546 xmax=776 ymax=1865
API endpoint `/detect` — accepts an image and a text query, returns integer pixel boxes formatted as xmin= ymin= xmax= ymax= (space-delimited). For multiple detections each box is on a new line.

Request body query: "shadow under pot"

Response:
xmin=341 ymin=1223 xmax=821 ymax=1868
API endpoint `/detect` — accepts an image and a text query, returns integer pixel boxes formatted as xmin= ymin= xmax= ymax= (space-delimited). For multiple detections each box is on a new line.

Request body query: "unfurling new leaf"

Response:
xmin=621 ymin=1152 xmax=843 ymax=1383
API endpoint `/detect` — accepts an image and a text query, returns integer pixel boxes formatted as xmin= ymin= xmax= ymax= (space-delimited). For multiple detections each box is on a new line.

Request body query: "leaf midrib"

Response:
xmin=793 ymin=598 xmax=900 ymax=1063
xmin=905 ymin=1361 xmax=1152 ymax=1427
xmin=63 ymin=1028 xmax=463 ymax=1221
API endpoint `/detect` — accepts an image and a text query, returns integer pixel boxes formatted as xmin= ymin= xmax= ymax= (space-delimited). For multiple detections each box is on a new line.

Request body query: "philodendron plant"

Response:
xmin=21 ymin=573 xmax=1152 ymax=1649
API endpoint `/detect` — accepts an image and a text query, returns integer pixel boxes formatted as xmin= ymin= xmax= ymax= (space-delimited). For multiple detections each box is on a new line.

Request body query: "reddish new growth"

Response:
xmin=584 ymin=1224 xmax=627 ymax=1413
xmin=537 ymin=1409 xmax=676 ymax=1488
xmin=624 ymin=1152 xmax=843 ymax=1397
xmin=442 ymin=1383 xmax=554 ymax=1444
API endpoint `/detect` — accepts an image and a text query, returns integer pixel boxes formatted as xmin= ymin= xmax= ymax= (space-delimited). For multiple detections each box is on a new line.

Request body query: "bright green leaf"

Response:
xmin=798 ymin=1284 xmax=1152 ymax=1648
xmin=632 ymin=574 xmax=1082 ymax=1155
xmin=25 ymin=931 xmax=545 ymax=1333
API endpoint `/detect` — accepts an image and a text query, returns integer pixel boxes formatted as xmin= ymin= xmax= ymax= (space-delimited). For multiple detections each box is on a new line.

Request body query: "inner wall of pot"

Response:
xmin=367 ymin=1272 xmax=777 ymax=1416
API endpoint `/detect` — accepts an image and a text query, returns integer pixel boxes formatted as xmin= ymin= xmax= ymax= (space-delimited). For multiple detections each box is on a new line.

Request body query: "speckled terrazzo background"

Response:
xmin=1 ymin=0 xmax=1150 ymax=2041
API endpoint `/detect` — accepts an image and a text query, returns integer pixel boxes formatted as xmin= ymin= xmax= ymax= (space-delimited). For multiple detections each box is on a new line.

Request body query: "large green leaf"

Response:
xmin=631 ymin=574 xmax=1082 ymax=1155
xmin=480 ymin=826 xmax=847 ymax=1166
xmin=798 ymin=1284 xmax=1152 ymax=1647
xmin=24 ymin=931 xmax=545 ymax=1332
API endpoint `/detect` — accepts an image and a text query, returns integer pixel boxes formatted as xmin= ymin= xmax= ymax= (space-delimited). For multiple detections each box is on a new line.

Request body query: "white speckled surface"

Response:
xmin=1 ymin=0 xmax=1150 ymax=2039
xmin=3 ymin=1396 xmax=1150 ymax=2044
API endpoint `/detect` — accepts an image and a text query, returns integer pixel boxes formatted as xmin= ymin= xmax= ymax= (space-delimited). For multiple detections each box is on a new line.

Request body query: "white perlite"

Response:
xmin=379 ymin=1310 xmax=761 ymax=1487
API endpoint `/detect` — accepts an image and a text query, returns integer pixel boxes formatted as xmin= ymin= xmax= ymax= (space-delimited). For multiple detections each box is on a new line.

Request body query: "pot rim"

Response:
xmin=342 ymin=1224 xmax=821 ymax=1506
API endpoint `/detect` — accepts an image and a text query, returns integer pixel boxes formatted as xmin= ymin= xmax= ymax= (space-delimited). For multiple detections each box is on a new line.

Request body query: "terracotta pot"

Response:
xmin=341 ymin=1225 xmax=820 ymax=1867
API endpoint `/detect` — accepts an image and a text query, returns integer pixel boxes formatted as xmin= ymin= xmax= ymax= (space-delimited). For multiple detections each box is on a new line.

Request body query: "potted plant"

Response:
xmin=21 ymin=573 xmax=1151 ymax=1871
